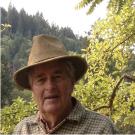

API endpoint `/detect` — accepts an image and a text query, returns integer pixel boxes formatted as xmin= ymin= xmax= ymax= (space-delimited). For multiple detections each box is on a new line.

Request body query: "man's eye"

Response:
xmin=36 ymin=78 xmax=46 ymax=83
xmin=54 ymin=75 xmax=62 ymax=80
xmin=38 ymin=78 xmax=44 ymax=82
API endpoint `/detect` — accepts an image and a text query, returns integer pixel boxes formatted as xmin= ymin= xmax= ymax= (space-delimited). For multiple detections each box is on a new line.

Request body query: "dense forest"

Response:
xmin=1 ymin=0 xmax=135 ymax=134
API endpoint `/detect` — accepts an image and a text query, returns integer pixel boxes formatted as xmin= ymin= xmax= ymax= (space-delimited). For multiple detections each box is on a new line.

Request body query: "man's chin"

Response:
xmin=42 ymin=102 xmax=61 ymax=113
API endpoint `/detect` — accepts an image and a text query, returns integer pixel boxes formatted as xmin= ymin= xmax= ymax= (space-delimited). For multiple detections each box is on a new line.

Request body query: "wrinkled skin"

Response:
xmin=29 ymin=61 xmax=74 ymax=116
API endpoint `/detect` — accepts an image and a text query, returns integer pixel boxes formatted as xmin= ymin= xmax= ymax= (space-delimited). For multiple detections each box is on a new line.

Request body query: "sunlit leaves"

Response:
xmin=76 ymin=0 xmax=134 ymax=14
xmin=0 ymin=24 xmax=11 ymax=32
xmin=75 ymin=0 xmax=104 ymax=14
xmin=1 ymin=97 xmax=37 ymax=134
xmin=74 ymin=0 xmax=135 ymax=133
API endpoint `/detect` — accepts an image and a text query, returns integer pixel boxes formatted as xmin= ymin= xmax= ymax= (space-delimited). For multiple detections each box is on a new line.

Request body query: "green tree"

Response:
xmin=1 ymin=54 xmax=13 ymax=107
xmin=7 ymin=4 xmax=19 ymax=33
xmin=1 ymin=34 xmax=32 ymax=105
xmin=59 ymin=27 xmax=76 ymax=39
xmin=1 ymin=34 xmax=14 ymax=107
xmin=76 ymin=0 xmax=132 ymax=14
xmin=17 ymin=9 xmax=27 ymax=35
xmin=33 ymin=12 xmax=51 ymax=35
xmin=1 ymin=7 xmax=8 ymax=24
xmin=1 ymin=97 xmax=37 ymax=134
xmin=74 ymin=0 xmax=135 ymax=133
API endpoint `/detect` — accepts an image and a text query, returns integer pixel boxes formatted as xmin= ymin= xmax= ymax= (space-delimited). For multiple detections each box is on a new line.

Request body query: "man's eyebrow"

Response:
xmin=34 ymin=74 xmax=45 ymax=78
xmin=54 ymin=69 xmax=63 ymax=74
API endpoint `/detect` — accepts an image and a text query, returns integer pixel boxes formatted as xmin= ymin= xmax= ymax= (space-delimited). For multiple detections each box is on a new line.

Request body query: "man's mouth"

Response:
xmin=44 ymin=95 xmax=59 ymax=100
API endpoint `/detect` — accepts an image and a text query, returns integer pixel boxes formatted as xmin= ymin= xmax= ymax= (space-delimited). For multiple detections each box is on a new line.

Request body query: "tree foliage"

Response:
xmin=1 ymin=54 xmax=13 ymax=107
xmin=74 ymin=0 xmax=135 ymax=133
xmin=76 ymin=0 xmax=134 ymax=14
xmin=1 ymin=97 xmax=37 ymax=134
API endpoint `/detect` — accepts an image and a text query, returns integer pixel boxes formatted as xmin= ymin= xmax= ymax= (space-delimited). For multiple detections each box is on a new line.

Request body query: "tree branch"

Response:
xmin=111 ymin=32 xmax=135 ymax=52
xmin=93 ymin=74 xmax=135 ymax=113
xmin=109 ymin=75 xmax=125 ymax=113
xmin=105 ymin=32 xmax=135 ymax=52
xmin=93 ymin=105 xmax=109 ymax=111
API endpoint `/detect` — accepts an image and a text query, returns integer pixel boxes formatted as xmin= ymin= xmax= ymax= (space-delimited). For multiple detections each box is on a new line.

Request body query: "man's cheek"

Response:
xmin=35 ymin=98 xmax=42 ymax=110
xmin=38 ymin=96 xmax=44 ymax=107
xmin=33 ymin=93 xmax=40 ymax=104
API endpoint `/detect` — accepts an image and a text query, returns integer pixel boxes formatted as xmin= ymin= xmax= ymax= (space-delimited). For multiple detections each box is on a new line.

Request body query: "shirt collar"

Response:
xmin=66 ymin=97 xmax=86 ymax=122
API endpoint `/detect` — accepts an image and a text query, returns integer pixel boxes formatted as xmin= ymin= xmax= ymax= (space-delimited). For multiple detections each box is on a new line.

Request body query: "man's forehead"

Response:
xmin=30 ymin=61 xmax=66 ymax=75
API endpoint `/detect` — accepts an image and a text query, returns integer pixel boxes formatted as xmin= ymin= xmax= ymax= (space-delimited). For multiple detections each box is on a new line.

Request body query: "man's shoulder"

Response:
xmin=74 ymin=101 xmax=118 ymax=133
xmin=77 ymin=106 xmax=119 ymax=133
xmin=15 ymin=114 xmax=38 ymax=128
xmin=13 ymin=115 xmax=37 ymax=133
xmin=74 ymin=99 xmax=112 ymax=123
xmin=13 ymin=114 xmax=41 ymax=134
xmin=84 ymin=108 xmax=114 ymax=125
xmin=85 ymin=109 xmax=109 ymax=121
xmin=84 ymin=109 xmax=117 ymax=129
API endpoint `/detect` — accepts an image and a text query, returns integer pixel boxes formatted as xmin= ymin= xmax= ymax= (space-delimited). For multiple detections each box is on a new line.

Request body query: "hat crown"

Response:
xmin=28 ymin=34 xmax=68 ymax=65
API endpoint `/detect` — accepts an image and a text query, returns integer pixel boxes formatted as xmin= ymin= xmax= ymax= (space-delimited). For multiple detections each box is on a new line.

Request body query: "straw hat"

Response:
xmin=14 ymin=34 xmax=88 ymax=90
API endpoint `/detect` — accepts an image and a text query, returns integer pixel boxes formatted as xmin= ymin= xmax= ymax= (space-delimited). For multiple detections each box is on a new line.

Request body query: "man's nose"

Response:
xmin=44 ymin=79 xmax=56 ymax=90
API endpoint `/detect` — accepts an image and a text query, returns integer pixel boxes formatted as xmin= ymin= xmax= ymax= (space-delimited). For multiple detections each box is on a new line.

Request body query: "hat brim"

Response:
xmin=13 ymin=55 xmax=88 ymax=90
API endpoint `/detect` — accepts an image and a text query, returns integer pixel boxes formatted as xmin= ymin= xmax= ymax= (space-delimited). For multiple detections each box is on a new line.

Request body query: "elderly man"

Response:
xmin=13 ymin=34 xmax=118 ymax=134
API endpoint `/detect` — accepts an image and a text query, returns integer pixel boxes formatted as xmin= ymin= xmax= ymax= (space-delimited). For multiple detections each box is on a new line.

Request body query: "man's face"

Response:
xmin=29 ymin=61 xmax=74 ymax=114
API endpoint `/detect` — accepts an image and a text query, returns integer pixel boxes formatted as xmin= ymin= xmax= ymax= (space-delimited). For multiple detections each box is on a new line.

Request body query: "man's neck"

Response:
xmin=40 ymin=99 xmax=73 ymax=129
